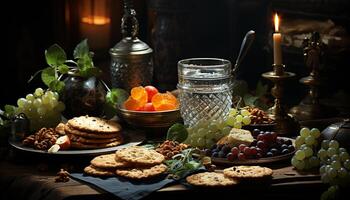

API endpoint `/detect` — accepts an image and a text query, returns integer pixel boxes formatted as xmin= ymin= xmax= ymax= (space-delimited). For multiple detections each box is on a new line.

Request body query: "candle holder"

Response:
xmin=262 ymin=64 xmax=300 ymax=136
xmin=289 ymin=32 xmax=334 ymax=120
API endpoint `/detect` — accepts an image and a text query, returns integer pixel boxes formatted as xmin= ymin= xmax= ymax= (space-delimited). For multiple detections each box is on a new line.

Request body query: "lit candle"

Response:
xmin=273 ymin=13 xmax=282 ymax=65
xmin=80 ymin=16 xmax=111 ymax=50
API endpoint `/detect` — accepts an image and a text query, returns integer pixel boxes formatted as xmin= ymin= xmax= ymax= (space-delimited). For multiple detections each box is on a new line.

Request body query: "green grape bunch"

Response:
xmin=16 ymin=88 xmax=65 ymax=131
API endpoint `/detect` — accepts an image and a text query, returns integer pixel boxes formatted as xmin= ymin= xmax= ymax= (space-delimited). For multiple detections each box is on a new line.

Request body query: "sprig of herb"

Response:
xmin=232 ymin=80 xmax=269 ymax=110
xmin=29 ymin=39 xmax=101 ymax=93
xmin=165 ymin=148 xmax=203 ymax=180
xmin=166 ymin=123 xmax=188 ymax=143
xmin=104 ymin=88 xmax=129 ymax=118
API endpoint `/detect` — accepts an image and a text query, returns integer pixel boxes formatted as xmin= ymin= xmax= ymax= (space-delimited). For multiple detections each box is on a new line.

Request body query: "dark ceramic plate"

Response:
xmin=8 ymin=129 xmax=145 ymax=156
xmin=243 ymin=123 xmax=276 ymax=132
xmin=211 ymin=137 xmax=295 ymax=166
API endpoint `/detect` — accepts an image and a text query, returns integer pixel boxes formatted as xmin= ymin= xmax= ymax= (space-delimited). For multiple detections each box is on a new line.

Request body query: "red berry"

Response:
xmin=227 ymin=153 xmax=236 ymax=161
xmin=145 ymin=86 xmax=159 ymax=102
xmin=231 ymin=147 xmax=239 ymax=156
xmin=257 ymin=134 xmax=264 ymax=141
xmin=250 ymin=147 xmax=258 ymax=155
xmin=139 ymin=102 xmax=155 ymax=111
xmin=239 ymin=144 xmax=247 ymax=151
xmin=238 ymin=153 xmax=245 ymax=160
xmin=243 ymin=146 xmax=251 ymax=156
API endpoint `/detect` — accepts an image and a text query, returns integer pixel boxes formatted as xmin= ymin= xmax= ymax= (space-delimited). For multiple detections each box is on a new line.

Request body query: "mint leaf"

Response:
xmin=49 ymin=80 xmax=65 ymax=93
xmin=58 ymin=64 xmax=69 ymax=74
xmin=73 ymin=39 xmax=89 ymax=59
xmin=256 ymin=81 xmax=268 ymax=97
xmin=167 ymin=123 xmax=188 ymax=143
xmin=45 ymin=44 xmax=66 ymax=66
xmin=106 ymin=88 xmax=128 ymax=107
xmin=79 ymin=67 xmax=101 ymax=78
xmin=41 ymin=67 xmax=56 ymax=87
xmin=243 ymin=94 xmax=259 ymax=106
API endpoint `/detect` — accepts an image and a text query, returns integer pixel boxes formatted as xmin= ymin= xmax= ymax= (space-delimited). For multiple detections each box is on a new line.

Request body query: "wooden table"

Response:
xmin=0 ymin=148 xmax=326 ymax=200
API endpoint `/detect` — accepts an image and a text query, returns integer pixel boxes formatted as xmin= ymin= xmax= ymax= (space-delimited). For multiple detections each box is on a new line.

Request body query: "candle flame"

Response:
xmin=274 ymin=13 xmax=279 ymax=32
xmin=82 ymin=16 xmax=110 ymax=25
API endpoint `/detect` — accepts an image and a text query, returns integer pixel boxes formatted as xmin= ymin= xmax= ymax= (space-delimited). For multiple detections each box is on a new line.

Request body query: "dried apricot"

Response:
xmin=152 ymin=92 xmax=179 ymax=111
xmin=155 ymin=103 xmax=176 ymax=111
xmin=124 ymin=96 xmax=143 ymax=111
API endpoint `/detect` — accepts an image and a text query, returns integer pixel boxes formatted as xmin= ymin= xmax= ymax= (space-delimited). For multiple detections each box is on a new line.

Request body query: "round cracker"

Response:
xmin=115 ymin=164 xmax=167 ymax=180
xmin=65 ymin=125 xmax=121 ymax=139
xmin=84 ymin=165 xmax=115 ymax=177
xmin=115 ymin=146 xmax=164 ymax=166
xmin=70 ymin=140 xmax=123 ymax=149
xmin=67 ymin=116 xmax=122 ymax=133
xmin=91 ymin=154 xmax=129 ymax=169
xmin=55 ymin=123 xmax=66 ymax=135
xmin=186 ymin=172 xmax=239 ymax=187
xmin=223 ymin=166 xmax=273 ymax=179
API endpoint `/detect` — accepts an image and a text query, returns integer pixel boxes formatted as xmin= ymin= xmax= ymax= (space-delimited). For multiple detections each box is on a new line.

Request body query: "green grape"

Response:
xmin=300 ymin=144 xmax=308 ymax=150
xmin=214 ymin=131 xmax=223 ymax=140
xmin=229 ymin=108 xmax=237 ymax=116
xmin=53 ymin=92 xmax=59 ymax=100
xmin=235 ymin=115 xmax=243 ymax=123
xmin=328 ymin=167 xmax=337 ymax=178
xmin=343 ymin=159 xmax=350 ymax=170
xmin=339 ymin=148 xmax=347 ymax=153
xmin=310 ymin=128 xmax=321 ymax=138
xmin=17 ymin=98 xmax=27 ymax=108
xmin=197 ymin=128 xmax=206 ymax=137
xmin=304 ymin=158 xmax=311 ymax=169
xmin=295 ymin=160 xmax=306 ymax=170
xmin=300 ymin=127 xmax=310 ymax=138
xmin=304 ymin=147 xmax=313 ymax=158
xmin=217 ymin=120 xmax=226 ymax=130
xmin=242 ymin=116 xmax=251 ymax=125
xmin=233 ymin=122 xmax=242 ymax=129
xmin=327 ymin=148 xmax=337 ymax=157
xmin=331 ymin=155 xmax=340 ymax=162
xmin=321 ymin=174 xmax=330 ymax=184
xmin=329 ymin=140 xmax=339 ymax=149
xmin=240 ymin=109 xmax=250 ymax=116
xmin=295 ymin=136 xmax=305 ymax=149
xmin=33 ymin=99 xmax=42 ymax=108
xmin=26 ymin=94 xmax=35 ymax=101
xmin=340 ymin=152 xmax=350 ymax=162
xmin=321 ymin=140 xmax=330 ymax=149
xmin=208 ymin=122 xmax=218 ymax=132
xmin=295 ymin=150 xmax=306 ymax=160
xmin=225 ymin=116 xmax=235 ymax=126
xmin=338 ymin=168 xmax=347 ymax=178
xmin=331 ymin=160 xmax=341 ymax=170
xmin=291 ymin=157 xmax=299 ymax=167
xmin=221 ymin=126 xmax=232 ymax=136
xmin=318 ymin=149 xmax=328 ymax=160
xmin=320 ymin=165 xmax=326 ymax=174
xmin=305 ymin=135 xmax=316 ymax=146
xmin=42 ymin=94 xmax=50 ymax=105
xmin=34 ymin=88 xmax=44 ymax=97
xmin=45 ymin=90 xmax=54 ymax=98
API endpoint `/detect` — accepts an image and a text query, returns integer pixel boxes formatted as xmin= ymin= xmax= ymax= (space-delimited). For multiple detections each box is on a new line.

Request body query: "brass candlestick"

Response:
xmin=290 ymin=32 xmax=334 ymax=120
xmin=262 ymin=64 xmax=300 ymax=136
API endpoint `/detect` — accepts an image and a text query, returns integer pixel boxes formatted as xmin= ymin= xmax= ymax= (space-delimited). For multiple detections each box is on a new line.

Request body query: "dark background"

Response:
xmin=2 ymin=0 xmax=350 ymax=116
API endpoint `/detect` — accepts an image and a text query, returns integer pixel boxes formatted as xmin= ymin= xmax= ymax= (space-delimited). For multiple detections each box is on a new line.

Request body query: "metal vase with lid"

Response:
xmin=109 ymin=0 xmax=153 ymax=92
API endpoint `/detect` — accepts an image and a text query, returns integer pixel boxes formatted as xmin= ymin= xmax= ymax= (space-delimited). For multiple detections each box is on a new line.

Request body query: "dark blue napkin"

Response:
xmin=69 ymin=173 xmax=176 ymax=200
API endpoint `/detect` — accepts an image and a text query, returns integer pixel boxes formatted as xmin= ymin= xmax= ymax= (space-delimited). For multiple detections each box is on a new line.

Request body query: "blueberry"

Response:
xmin=222 ymin=145 xmax=231 ymax=154
xmin=281 ymin=144 xmax=288 ymax=149
xmin=282 ymin=149 xmax=290 ymax=154
xmin=210 ymin=144 xmax=218 ymax=150
xmin=270 ymin=148 xmax=279 ymax=155
xmin=266 ymin=152 xmax=273 ymax=157
xmin=212 ymin=152 xmax=219 ymax=158
xmin=218 ymin=151 xmax=226 ymax=158
xmin=204 ymin=149 xmax=212 ymax=156
xmin=285 ymin=140 xmax=292 ymax=146
xmin=288 ymin=145 xmax=295 ymax=151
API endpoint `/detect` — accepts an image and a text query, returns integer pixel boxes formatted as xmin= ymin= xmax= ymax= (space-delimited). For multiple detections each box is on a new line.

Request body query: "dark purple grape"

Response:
xmin=222 ymin=145 xmax=231 ymax=154
xmin=250 ymin=139 xmax=257 ymax=147
xmin=257 ymin=134 xmax=264 ymax=141
xmin=256 ymin=153 xmax=262 ymax=158
xmin=281 ymin=144 xmax=288 ymax=150
xmin=217 ymin=144 xmax=224 ymax=150
xmin=266 ymin=152 xmax=273 ymax=157
xmin=285 ymin=140 xmax=292 ymax=146
xmin=270 ymin=148 xmax=279 ymax=155
xmin=204 ymin=149 xmax=212 ymax=156
xmin=259 ymin=131 xmax=265 ymax=135
xmin=218 ymin=151 xmax=226 ymax=158
xmin=212 ymin=152 xmax=219 ymax=158
xmin=257 ymin=141 xmax=266 ymax=149
xmin=256 ymin=147 xmax=262 ymax=154
xmin=281 ymin=149 xmax=290 ymax=154
xmin=288 ymin=145 xmax=295 ymax=151
xmin=243 ymin=147 xmax=251 ymax=156
xmin=253 ymin=129 xmax=260 ymax=136
xmin=271 ymin=131 xmax=278 ymax=140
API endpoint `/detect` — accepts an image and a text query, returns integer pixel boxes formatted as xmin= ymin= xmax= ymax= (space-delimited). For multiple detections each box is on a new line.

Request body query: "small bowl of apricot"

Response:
xmin=117 ymin=86 xmax=182 ymax=128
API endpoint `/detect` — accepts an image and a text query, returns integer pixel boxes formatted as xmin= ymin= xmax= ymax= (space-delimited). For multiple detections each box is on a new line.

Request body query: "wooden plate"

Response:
xmin=8 ymin=129 xmax=145 ymax=156
xmin=211 ymin=137 xmax=295 ymax=166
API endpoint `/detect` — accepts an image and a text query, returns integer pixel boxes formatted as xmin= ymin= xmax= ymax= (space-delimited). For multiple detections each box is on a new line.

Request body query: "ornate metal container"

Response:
xmin=109 ymin=0 xmax=153 ymax=91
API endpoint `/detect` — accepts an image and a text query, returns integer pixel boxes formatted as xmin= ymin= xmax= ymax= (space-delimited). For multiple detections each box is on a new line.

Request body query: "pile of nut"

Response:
xmin=22 ymin=128 xmax=59 ymax=150
xmin=155 ymin=140 xmax=189 ymax=159
xmin=246 ymin=107 xmax=274 ymax=124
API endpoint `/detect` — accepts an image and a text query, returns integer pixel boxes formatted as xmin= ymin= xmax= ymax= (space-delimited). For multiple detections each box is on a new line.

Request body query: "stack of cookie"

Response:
xmin=186 ymin=165 xmax=273 ymax=187
xmin=84 ymin=146 xmax=168 ymax=179
xmin=65 ymin=116 xmax=123 ymax=149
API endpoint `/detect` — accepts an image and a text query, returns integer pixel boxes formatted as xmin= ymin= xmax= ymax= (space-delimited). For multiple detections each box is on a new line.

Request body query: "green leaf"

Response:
xmin=106 ymin=88 xmax=129 ymax=107
xmin=167 ymin=123 xmax=188 ymax=143
xmin=79 ymin=67 xmax=101 ymax=78
xmin=4 ymin=105 xmax=17 ymax=118
xmin=58 ymin=64 xmax=69 ymax=74
xmin=49 ymin=80 xmax=65 ymax=93
xmin=255 ymin=81 xmax=268 ymax=97
xmin=73 ymin=39 xmax=89 ymax=59
xmin=41 ymin=67 xmax=56 ymax=87
xmin=45 ymin=44 xmax=67 ymax=66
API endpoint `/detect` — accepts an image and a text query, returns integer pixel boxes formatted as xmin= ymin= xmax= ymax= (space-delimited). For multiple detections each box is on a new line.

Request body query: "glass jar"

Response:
xmin=177 ymin=58 xmax=233 ymax=127
xmin=61 ymin=71 xmax=106 ymax=119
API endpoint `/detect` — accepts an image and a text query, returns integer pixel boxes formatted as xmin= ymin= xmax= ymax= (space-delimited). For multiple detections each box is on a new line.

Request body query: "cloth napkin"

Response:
xmin=69 ymin=173 xmax=176 ymax=200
